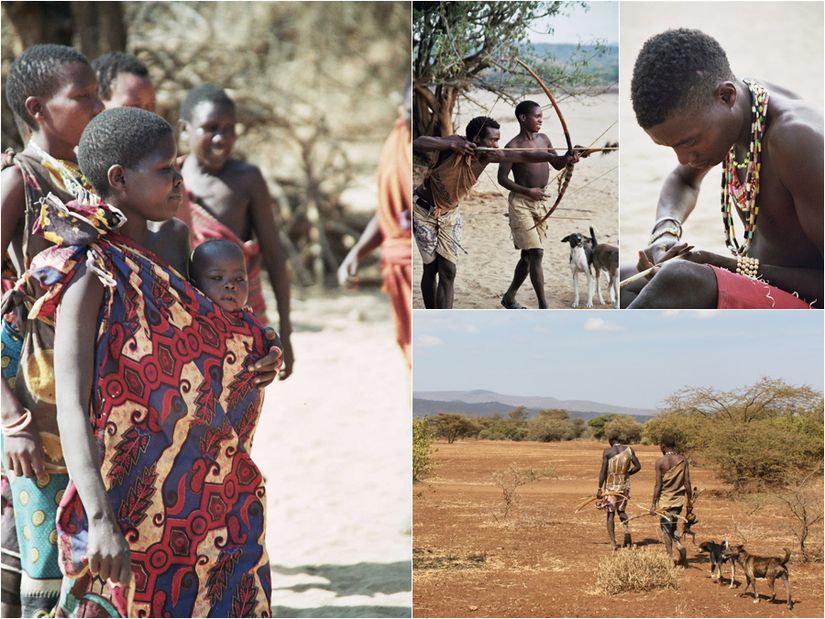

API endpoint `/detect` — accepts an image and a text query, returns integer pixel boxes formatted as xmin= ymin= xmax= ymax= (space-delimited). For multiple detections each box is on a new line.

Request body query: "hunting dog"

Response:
xmin=588 ymin=227 xmax=619 ymax=308
xmin=723 ymin=544 xmax=793 ymax=608
xmin=698 ymin=539 xmax=736 ymax=588
xmin=561 ymin=232 xmax=594 ymax=308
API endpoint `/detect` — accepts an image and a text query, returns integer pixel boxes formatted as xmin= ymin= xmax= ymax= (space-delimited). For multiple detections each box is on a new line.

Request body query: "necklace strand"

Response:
xmin=720 ymin=80 xmax=769 ymax=257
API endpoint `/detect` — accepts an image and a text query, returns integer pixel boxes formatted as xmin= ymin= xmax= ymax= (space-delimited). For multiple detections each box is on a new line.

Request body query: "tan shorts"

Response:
xmin=508 ymin=192 xmax=549 ymax=250
xmin=413 ymin=199 xmax=462 ymax=265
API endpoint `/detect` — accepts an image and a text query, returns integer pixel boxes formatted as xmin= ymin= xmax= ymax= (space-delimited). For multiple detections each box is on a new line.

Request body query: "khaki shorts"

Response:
xmin=413 ymin=198 xmax=462 ymax=264
xmin=508 ymin=192 xmax=549 ymax=250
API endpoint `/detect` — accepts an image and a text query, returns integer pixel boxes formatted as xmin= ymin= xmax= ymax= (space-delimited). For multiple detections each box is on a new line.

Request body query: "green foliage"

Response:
xmin=429 ymin=413 xmax=480 ymax=444
xmin=413 ymin=417 xmax=433 ymax=482
xmin=646 ymin=378 xmax=824 ymax=491
xmin=588 ymin=414 xmax=623 ymax=440
xmin=526 ymin=410 xmax=575 ymax=442
xmin=603 ymin=416 xmax=643 ymax=444
xmin=477 ymin=416 xmax=528 ymax=441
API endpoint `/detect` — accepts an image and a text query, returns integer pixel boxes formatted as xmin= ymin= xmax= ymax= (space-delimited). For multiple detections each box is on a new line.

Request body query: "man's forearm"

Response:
xmin=498 ymin=177 xmax=533 ymax=198
xmin=413 ymin=136 xmax=455 ymax=153
xmin=654 ymin=167 xmax=703 ymax=229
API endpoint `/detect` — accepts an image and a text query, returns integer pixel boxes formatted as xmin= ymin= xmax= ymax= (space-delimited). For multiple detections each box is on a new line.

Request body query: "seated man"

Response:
xmin=413 ymin=116 xmax=578 ymax=309
xmin=621 ymin=28 xmax=823 ymax=309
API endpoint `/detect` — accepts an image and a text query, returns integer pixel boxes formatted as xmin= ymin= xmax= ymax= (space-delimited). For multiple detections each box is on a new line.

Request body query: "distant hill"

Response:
xmin=413 ymin=390 xmax=654 ymax=421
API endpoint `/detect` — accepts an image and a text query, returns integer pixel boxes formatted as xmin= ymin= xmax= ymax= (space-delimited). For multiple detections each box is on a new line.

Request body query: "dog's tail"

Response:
xmin=781 ymin=548 xmax=791 ymax=566
xmin=589 ymin=226 xmax=598 ymax=248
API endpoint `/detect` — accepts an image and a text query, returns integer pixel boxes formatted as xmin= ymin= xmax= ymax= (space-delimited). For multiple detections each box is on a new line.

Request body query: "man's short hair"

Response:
xmin=5 ymin=44 xmax=90 ymax=129
xmin=92 ymin=51 xmax=150 ymax=100
xmin=631 ymin=28 xmax=734 ymax=129
xmin=659 ymin=433 xmax=677 ymax=450
xmin=515 ymin=100 xmax=540 ymax=119
xmin=606 ymin=426 xmax=624 ymax=444
xmin=77 ymin=107 xmax=173 ymax=197
xmin=180 ymin=84 xmax=235 ymax=121
xmin=465 ymin=116 xmax=499 ymax=142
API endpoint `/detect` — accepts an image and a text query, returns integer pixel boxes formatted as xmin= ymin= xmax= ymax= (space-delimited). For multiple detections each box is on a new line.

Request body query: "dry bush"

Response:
xmin=595 ymin=547 xmax=679 ymax=595
xmin=491 ymin=463 xmax=556 ymax=521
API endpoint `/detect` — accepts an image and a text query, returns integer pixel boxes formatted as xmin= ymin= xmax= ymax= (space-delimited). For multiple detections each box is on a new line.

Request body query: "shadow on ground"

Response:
xmin=271 ymin=561 xmax=411 ymax=618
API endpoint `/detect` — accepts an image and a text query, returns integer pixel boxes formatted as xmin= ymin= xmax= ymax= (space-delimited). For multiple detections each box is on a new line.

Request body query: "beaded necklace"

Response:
xmin=720 ymin=79 xmax=768 ymax=257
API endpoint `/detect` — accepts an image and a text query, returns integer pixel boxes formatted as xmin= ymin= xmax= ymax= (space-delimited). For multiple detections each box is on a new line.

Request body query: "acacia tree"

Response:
xmin=413 ymin=1 xmax=581 ymax=139
xmin=429 ymin=413 xmax=479 ymax=444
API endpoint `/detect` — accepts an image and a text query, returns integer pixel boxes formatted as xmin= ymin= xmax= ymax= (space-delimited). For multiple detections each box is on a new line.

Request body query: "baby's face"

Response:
xmin=194 ymin=252 xmax=249 ymax=312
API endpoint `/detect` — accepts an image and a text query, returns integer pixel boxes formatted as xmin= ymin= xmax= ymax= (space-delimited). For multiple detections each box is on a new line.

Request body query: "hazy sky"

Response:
xmin=529 ymin=1 xmax=618 ymax=45
xmin=413 ymin=311 xmax=824 ymax=411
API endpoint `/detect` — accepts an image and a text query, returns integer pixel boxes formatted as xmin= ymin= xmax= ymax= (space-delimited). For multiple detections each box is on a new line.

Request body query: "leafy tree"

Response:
xmin=645 ymin=378 xmax=823 ymax=491
xmin=429 ymin=412 xmax=479 ymax=444
xmin=603 ymin=416 xmax=643 ymax=444
xmin=588 ymin=414 xmax=623 ymax=440
xmin=526 ymin=416 xmax=574 ymax=442
xmin=508 ymin=406 xmax=529 ymax=422
xmin=413 ymin=1 xmax=589 ymax=138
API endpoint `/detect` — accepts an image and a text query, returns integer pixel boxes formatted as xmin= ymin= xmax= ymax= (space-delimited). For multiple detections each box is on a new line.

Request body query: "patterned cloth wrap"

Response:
xmin=27 ymin=194 xmax=275 ymax=618
xmin=1 ymin=144 xmax=103 ymax=617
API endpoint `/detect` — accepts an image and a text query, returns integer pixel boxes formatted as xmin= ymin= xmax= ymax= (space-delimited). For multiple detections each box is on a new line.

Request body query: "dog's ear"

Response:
xmin=561 ymin=235 xmax=571 ymax=243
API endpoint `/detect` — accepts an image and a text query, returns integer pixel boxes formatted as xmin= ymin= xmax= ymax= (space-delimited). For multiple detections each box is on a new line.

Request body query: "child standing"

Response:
xmin=1 ymin=43 xmax=103 ymax=617
xmin=31 ymin=107 xmax=273 ymax=617
xmin=178 ymin=84 xmax=294 ymax=379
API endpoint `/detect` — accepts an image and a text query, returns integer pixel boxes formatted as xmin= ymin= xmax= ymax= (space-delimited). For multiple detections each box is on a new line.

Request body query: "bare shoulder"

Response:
xmin=1 ymin=163 xmax=24 ymax=195
xmin=767 ymin=94 xmax=823 ymax=157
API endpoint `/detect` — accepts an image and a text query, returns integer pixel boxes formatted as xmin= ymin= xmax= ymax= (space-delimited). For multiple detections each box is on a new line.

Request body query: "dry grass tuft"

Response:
xmin=595 ymin=547 xmax=679 ymax=595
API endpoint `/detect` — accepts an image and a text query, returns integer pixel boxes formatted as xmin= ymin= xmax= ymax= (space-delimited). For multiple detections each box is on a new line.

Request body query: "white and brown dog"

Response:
xmin=560 ymin=232 xmax=594 ymax=308
xmin=589 ymin=227 xmax=619 ymax=308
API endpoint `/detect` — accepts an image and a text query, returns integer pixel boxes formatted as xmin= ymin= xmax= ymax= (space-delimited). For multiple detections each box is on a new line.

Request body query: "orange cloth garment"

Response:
xmin=377 ymin=117 xmax=412 ymax=366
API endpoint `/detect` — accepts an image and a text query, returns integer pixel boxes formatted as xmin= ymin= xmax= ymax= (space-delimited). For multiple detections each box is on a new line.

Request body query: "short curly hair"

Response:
xmin=77 ymin=107 xmax=173 ymax=197
xmin=91 ymin=51 xmax=150 ymax=101
xmin=5 ymin=44 xmax=90 ymax=129
xmin=180 ymin=84 xmax=235 ymax=122
xmin=465 ymin=116 xmax=499 ymax=142
xmin=515 ymin=100 xmax=540 ymax=119
xmin=631 ymin=28 xmax=734 ymax=129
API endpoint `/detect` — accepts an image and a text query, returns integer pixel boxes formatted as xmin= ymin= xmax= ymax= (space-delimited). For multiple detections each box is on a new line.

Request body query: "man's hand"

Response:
xmin=448 ymin=136 xmax=476 ymax=156
xmin=564 ymin=150 xmax=581 ymax=165
xmin=637 ymin=242 xmax=694 ymax=276
xmin=526 ymin=187 xmax=546 ymax=201
xmin=337 ymin=253 xmax=358 ymax=289
xmin=3 ymin=417 xmax=46 ymax=480
xmin=278 ymin=335 xmax=294 ymax=381
xmin=87 ymin=517 xmax=131 ymax=585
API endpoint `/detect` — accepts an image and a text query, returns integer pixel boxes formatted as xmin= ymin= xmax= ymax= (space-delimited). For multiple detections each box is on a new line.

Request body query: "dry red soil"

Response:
xmin=413 ymin=440 xmax=823 ymax=617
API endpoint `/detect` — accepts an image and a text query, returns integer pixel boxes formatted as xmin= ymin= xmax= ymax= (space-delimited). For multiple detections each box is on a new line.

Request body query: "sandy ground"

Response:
xmin=252 ymin=284 xmax=411 ymax=617
xmin=413 ymin=440 xmax=824 ymax=618
xmin=413 ymin=90 xmax=619 ymax=309
xmin=619 ymin=2 xmax=824 ymax=260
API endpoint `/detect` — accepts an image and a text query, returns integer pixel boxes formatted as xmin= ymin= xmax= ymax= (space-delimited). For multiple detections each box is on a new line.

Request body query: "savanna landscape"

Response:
xmin=413 ymin=381 xmax=824 ymax=618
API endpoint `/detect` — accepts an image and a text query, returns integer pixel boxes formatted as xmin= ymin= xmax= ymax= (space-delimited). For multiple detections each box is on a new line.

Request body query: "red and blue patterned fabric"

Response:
xmin=29 ymin=196 xmax=273 ymax=617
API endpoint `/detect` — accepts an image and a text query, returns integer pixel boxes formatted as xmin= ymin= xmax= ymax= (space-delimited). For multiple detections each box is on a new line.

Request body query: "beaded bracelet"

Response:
xmin=736 ymin=255 xmax=760 ymax=279
xmin=648 ymin=226 xmax=682 ymax=246
xmin=2 ymin=409 xmax=33 ymax=436
xmin=651 ymin=216 xmax=683 ymax=234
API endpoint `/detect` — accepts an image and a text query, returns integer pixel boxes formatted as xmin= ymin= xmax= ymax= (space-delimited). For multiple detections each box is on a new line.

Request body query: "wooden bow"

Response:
xmin=515 ymin=57 xmax=574 ymax=229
